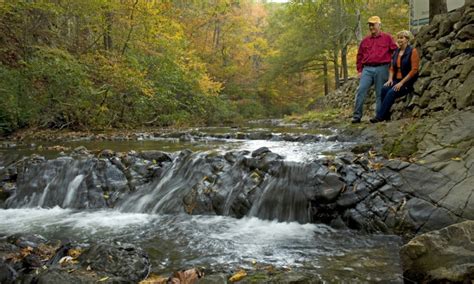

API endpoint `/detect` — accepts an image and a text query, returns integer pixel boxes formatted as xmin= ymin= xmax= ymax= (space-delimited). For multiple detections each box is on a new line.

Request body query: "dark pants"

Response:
xmin=376 ymin=80 xmax=410 ymax=120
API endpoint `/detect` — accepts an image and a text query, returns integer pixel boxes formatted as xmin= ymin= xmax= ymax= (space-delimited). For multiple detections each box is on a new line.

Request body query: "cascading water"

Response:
xmin=0 ymin=127 xmax=403 ymax=282
xmin=248 ymin=161 xmax=321 ymax=223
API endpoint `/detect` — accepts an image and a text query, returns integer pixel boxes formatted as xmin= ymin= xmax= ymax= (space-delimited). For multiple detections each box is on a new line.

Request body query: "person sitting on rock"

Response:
xmin=370 ymin=30 xmax=420 ymax=123
xmin=352 ymin=16 xmax=397 ymax=124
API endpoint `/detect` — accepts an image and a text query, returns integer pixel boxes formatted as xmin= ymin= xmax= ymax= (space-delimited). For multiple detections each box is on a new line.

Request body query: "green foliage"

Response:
xmin=0 ymin=0 xmax=410 ymax=135
xmin=25 ymin=47 xmax=93 ymax=128
xmin=0 ymin=67 xmax=27 ymax=133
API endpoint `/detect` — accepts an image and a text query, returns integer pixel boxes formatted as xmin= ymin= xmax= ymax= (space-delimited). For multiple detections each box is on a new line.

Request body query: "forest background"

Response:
xmin=0 ymin=0 xmax=408 ymax=134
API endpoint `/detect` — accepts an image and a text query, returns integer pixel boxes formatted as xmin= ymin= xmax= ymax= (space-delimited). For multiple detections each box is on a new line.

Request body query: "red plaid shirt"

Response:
xmin=356 ymin=32 xmax=398 ymax=73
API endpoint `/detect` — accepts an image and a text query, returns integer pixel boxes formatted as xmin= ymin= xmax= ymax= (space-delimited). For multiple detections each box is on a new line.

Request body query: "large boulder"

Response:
xmin=400 ymin=220 xmax=474 ymax=282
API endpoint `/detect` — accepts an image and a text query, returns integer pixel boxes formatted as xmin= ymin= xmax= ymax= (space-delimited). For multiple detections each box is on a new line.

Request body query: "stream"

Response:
xmin=0 ymin=123 xmax=403 ymax=282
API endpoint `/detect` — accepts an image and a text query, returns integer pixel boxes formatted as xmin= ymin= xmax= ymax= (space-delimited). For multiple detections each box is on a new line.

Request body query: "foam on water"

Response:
xmin=0 ymin=208 xmax=402 ymax=281
xmin=219 ymin=140 xmax=355 ymax=162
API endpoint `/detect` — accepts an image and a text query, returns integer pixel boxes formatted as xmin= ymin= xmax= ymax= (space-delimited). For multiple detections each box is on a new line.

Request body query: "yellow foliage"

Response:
xmin=229 ymin=269 xmax=247 ymax=282
xmin=68 ymin=248 xmax=82 ymax=259
xmin=139 ymin=274 xmax=168 ymax=284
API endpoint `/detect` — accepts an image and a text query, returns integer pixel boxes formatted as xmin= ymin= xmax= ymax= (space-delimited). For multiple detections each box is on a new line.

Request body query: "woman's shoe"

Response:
xmin=369 ymin=117 xmax=382 ymax=123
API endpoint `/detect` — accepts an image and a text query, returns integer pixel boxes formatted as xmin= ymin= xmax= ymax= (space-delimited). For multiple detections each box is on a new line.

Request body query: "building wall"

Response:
xmin=410 ymin=0 xmax=465 ymax=33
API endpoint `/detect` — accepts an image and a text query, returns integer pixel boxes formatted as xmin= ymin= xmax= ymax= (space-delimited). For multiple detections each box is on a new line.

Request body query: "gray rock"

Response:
xmin=139 ymin=150 xmax=172 ymax=163
xmin=0 ymin=260 xmax=17 ymax=284
xmin=454 ymin=71 xmax=474 ymax=108
xmin=78 ymin=243 xmax=150 ymax=282
xmin=312 ymin=173 xmax=345 ymax=203
xmin=431 ymin=49 xmax=450 ymax=61
xmin=33 ymin=268 xmax=97 ymax=284
xmin=251 ymin=147 xmax=271 ymax=157
xmin=456 ymin=23 xmax=474 ymax=40
xmin=400 ymin=220 xmax=474 ymax=283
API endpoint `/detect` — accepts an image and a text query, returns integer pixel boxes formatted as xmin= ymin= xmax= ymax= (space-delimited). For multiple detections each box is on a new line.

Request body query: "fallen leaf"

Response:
xmin=138 ymin=273 xmax=168 ymax=284
xmin=68 ymin=248 xmax=82 ymax=259
xmin=368 ymin=161 xmax=384 ymax=170
xmin=98 ymin=276 xmax=109 ymax=282
xmin=368 ymin=150 xmax=376 ymax=158
xmin=59 ymin=256 xmax=73 ymax=266
xmin=451 ymin=157 xmax=462 ymax=161
xmin=172 ymin=268 xmax=204 ymax=284
xmin=229 ymin=270 xmax=247 ymax=282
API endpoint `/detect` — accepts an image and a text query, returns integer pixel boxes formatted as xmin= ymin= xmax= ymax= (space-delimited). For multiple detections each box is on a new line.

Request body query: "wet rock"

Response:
xmin=98 ymin=149 xmax=115 ymax=158
xmin=224 ymin=151 xmax=246 ymax=163
xmin=78 ymin=243 xmax=150 ymax=282
xmin=310 ymin=173 xmax=345 ymax=203
xmin=251 ymin=147 xmax=271 ymax=157
xmin=350 ymin=143 xmax=372 ymax=154
xmin=23 ymin=254 xmax=42 ymax=270
xmin=139 ymin=150 xmax=172 ymax=163
xmin=400 ymin=220 xmax=474 ymax=283
xmin=32 ymin=268 xmax=98 ymax=284
xmin=73 ymin=146 xmax=88 ymax=155
xmin=0 ymin=260 xmax=17 ymax=284
xmin=247 ymin=132 xmax=272 ymax=140
xmin=7 ymin=234 xmax=48 ymax=249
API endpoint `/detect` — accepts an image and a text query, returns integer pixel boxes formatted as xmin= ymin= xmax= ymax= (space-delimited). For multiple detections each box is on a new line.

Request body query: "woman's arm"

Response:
xmin=393 ymin=48 xmax=420 ymax=91
xmin=385 ymin=65 xmax=394 ymax=86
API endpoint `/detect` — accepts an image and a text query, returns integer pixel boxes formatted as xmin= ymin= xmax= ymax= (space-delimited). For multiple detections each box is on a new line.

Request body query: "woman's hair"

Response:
xmin=396 ymin=30 xmax=413 ymax=41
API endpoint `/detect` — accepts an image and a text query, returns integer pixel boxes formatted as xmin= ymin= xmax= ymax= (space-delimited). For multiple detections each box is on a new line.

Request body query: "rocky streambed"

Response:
xmin=0 ymin=122 xmax=473 ymax=283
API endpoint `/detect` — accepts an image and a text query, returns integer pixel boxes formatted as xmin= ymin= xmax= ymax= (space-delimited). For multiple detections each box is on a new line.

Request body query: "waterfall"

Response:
xmin=248 ymin=162 xmax=318 ymax=223
xmin=62 ymin=174 xmax=85 ymax=207
xmin=4 ymin=150 xmax=323 ymax=224
xmin=118 ymin=152 xmax=212 ymax=214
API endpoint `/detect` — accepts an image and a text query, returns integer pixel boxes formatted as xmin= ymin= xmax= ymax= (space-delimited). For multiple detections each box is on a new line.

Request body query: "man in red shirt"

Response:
xmin=352 ymin=16 xmax=397 ymax=123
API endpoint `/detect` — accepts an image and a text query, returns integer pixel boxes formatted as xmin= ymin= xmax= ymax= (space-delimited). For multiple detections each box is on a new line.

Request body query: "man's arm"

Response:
xmin=356 ymin=40 xmax=364 ymax=75
xmin=388 ymin=34 xmax=398 ymax=52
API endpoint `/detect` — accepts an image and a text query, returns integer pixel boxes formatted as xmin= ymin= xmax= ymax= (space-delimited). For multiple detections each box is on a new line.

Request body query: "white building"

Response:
xmin=410 ymin=0 xmax=465 ymax=33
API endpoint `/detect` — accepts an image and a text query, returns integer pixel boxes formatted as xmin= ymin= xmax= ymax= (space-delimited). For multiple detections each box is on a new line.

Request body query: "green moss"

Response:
xmin=382 ymin=121 xmax=421 ymax=157
xmin=285 ymin=108 xmax=350 ymax=124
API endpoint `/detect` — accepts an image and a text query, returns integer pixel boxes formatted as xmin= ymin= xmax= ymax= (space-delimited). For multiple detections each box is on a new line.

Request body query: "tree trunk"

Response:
xmin=341 ymin=43 xmax=348 ymax=84
xmin=333 ymin=45 xmax=340 ymax=89
xmin=429 ymin=0 xmax=447 ymax=23
xmin=121 ymin=0 xmax=139 ymax=55
xmin=323 ymin=58 xmax=329 ymax=96
xmin=103 ymin=11 xmax=113 ymax=50
xmin=355 ymin=9 xmax=362 ymax=46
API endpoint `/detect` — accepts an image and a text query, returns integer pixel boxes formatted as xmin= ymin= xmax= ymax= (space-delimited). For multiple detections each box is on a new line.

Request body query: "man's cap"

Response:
xmin=368 ymin=16 xmax=381 ymax=24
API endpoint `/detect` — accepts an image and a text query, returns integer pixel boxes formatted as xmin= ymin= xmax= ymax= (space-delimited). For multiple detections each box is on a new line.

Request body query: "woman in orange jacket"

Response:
xmin=370 ymin=30 xmax=420 ymax=123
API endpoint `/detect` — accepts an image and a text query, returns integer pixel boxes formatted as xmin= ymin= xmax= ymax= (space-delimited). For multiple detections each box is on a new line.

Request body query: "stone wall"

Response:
xmin=318 ymin=1 xmax=473 ymax=120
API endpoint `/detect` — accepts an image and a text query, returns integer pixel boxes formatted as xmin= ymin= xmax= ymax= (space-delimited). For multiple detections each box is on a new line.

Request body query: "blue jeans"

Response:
xmin=353 ymin=65 xmax=389 ymax=120
xmin=376 ymin=80 xmax=410 ymax=120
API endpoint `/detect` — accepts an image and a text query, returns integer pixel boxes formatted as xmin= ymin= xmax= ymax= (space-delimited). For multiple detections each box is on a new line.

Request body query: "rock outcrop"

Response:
xmin=400 ymin=220 xmax=474 ymax=283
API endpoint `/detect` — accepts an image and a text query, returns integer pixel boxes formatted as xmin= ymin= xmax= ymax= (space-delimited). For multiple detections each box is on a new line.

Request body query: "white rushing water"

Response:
xmin=219 ymin=139 xmax=355 ymax=162
xmin=0 ymin=207 xmax=402 ymax=282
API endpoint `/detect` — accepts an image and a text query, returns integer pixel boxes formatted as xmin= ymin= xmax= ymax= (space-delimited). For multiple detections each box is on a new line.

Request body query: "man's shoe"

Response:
xmin=369 ymin=117 xmax=382 ymax=123
xmin=351 ymin=118 xmax=361 ymax=124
